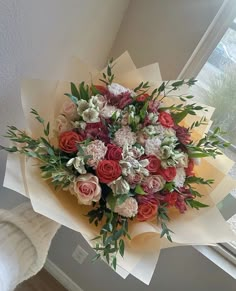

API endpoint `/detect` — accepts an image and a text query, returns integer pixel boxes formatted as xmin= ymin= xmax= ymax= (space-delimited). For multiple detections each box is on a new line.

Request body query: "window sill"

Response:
xmin=194 ymin=245 xmax=236 ymax=279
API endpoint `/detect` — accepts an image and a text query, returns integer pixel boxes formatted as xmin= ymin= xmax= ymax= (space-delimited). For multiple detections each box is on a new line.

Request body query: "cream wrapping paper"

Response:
xmin=3 ymin=52 xmax=236 ymax=284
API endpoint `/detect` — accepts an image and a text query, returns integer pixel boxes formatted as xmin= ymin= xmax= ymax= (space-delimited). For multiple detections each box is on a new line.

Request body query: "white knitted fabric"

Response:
xmin=0 ymin=202 xmax=60 ymax=291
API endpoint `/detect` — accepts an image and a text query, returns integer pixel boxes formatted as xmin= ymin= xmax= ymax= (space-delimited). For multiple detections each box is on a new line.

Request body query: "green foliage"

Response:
xmin=158 ymin=205 xmax=173 ymax=242
xmin=99 ymin=58 xmax=115 ymax=85
xmin=134 ymin=81 xmax=150 ymax=92
xmin=134 ymin=184 xmax=146 ymax=195
xmin=187 ymin=127 xmax=230 ymax=159
xmin=88 ymin=203 xmax=130 ymax=270
xmin=185 ymin=199 xmax=209 ymax=210
xmin=2 ymin=111 xmax=73 ymax=189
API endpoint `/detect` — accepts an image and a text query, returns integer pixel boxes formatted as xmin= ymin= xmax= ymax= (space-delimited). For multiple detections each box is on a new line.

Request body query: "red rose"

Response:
xmin=94 ymin=85 xmax=108 ymax=95
xmin=137 ymin=195 xmax=159 ymax=222
xmin=158 ymin=167 xmax=176 ymax=182
xmin=105 ymin=144 xmax=122 ymax=161
xmin=96 ymin=160 xmax=122 ymax=183
xmin=163 ymin=191 xmax=178 ymax=207
xmin=59 ymin=131 xmax=84 ymax=153
xmin=185 ymin=159 xmax=195 ymax=176
xmin=158 ymin=111 xmax=174 ymax=128
xmin=146 ymin=155 xmax=161 ymax=173
xmin=136 ymin=93 xmax=149 ymax=102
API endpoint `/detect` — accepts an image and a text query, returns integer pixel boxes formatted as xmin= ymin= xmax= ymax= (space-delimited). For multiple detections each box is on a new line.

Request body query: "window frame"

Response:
xmin=178 ymin=0 xmax=236 ymax=276
xmin=178 ymin=0 xmax=236 ymax=80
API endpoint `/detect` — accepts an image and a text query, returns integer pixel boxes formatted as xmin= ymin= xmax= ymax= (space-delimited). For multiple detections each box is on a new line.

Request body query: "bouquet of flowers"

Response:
xmin=2 ymin=53 xmax=236 ymax=284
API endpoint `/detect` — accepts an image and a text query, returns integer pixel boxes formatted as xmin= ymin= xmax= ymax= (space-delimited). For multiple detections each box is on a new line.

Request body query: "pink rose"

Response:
xmin=126 ymin=172 xmax=143 ymax=188
xmin=145 ymin=155 xmax=161 ymax=174
xmin=54 ymin=115 xmax=72 ymax=134
xmin=72 ymin=174 xmax=101 ymax=205
xmin=142 ymin=175 xmax=165 ymax=193
xmin=61 ymin=100 xmax=78 ymax=120
xmin=137 ymin=194 xmax=159 ymax=222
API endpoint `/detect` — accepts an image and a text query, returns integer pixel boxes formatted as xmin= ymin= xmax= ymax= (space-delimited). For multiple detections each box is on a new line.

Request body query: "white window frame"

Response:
xmin=178 ymin=0 xmax=236 ymax=278
xmin=178 ymin=0 xmax=236 ymax=79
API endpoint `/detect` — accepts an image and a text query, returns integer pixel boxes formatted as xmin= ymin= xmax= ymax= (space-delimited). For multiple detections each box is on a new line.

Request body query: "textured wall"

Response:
xmin=0 ymin=0 xmax=129 ymax=184
xmin=111 ymin=0 xmax=224 ymax=79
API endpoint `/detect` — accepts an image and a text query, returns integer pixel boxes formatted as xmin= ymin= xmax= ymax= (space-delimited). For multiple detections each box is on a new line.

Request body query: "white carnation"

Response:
xmin=108 ymin=197 xmax=138 ymax=218
xmin=173 ymin=168 xmax=186 ymax=188
xmin=108 ymin=83 xmax=133 ymax=96
xmin=100 ymin=105 xmax=119 ymax=119
xmin=114 ymin=126 xmax=136 ymax=147
xmin=145 ymin=136 xmax=162 ymax=156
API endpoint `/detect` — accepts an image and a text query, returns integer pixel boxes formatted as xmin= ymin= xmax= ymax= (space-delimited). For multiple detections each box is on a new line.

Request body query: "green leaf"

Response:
xmin=185 ymin=176 xmax=214 ymax=185
xmin=117 ymin=194 xmax=129 ymax=205
xmin=188 ymin=152 xmax=210 ymax=158
xmin=71 ymin=82 xmax=80 ymax=98
xmin=2 ymin=146 xmax=18 ymax=153
xmin=36 ymin=116 xmax=44 ymax=124
xmin=102 ymin=223 xmax=113 ymax=232
xmin=79 ymin=82 xmax=89 ymax=101
xmin=91 ymin=235 xmax=102 ymax=241
xmin=163 ymin=182 xmax=175 ymax=192
xmin=119 ymin=239 xmax=125 ymax=257
xmin=107 ymin=195 xmax=117 ymax=211
xmin=158 ymin=82 xmax=165 ymax=93
xmin=140 ymin=102 xmax=148 ymax=120
xmin=112 ymin=228 xmax=123 ymax=241
xmin=91 ymin=84 xmax=100 ymax=95
xmin=171 ymin=80 xmax=184 ymax=87
xmin=186 ymin=199 xmax=209 ymax=209
xmin=112 ymin=257 xmax=117 ymax=270
xmin=44 ymin=122 xmax=50 ymax=136
xmin=64 ymin=93 xmax=78 ymax=104
xmin=134 ymin=185 xmax=146 ymax=195
xmin=172 ymin=110 xmax=188 ymax=123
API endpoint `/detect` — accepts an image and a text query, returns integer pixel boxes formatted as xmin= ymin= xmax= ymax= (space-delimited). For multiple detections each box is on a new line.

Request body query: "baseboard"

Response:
xmin=45 ymin=259 xmax=84 ymax=291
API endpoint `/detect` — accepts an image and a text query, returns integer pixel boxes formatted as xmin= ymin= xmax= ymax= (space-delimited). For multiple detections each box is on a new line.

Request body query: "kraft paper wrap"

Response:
xmin=3 ymin=52 xmax=236 ymax=284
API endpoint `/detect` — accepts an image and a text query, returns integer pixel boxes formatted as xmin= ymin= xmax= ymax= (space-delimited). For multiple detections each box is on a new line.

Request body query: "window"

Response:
xmin=179 ymin=0 xmax=236 ymax=266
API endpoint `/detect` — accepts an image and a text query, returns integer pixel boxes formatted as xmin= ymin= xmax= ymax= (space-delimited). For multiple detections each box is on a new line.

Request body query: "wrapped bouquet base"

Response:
xmin=3 ymin=52 xmax=236 ymax=284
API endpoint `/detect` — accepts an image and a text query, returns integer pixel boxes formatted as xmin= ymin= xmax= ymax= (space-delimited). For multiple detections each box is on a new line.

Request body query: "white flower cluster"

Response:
xmin=108 ymin=83 xmax=134 ymax=96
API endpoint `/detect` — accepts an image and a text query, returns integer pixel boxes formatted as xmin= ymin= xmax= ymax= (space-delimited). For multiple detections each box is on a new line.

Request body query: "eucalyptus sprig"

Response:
xmin=187 ymin=127 xmax=230 ymax=158
xmin=99 ymin=58 xmax=115 ymax=85
xmin=2 ymin=111 xmax=73 ymax=189
xmin=158 ymin=205 xmax=173 ymax=242
xmin=88 ymin=203 xmax=130 ymax=270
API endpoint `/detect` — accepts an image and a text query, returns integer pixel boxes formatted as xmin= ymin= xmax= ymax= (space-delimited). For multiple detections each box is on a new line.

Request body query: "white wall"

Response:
xmin=0 ymin=1 xmax=236 ymax=291
xmin=111 ymin=0 xmax=224 ymax=79
xmin=0 ymin=0 xmax=129 ymax=181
